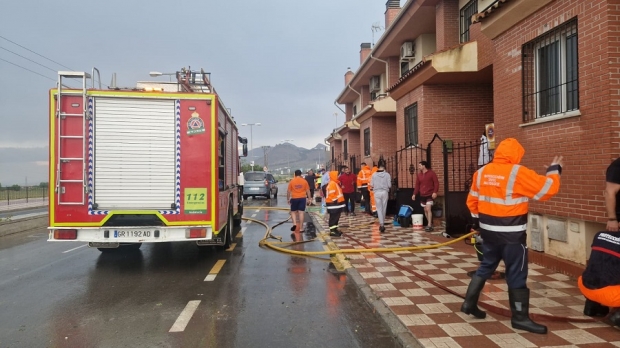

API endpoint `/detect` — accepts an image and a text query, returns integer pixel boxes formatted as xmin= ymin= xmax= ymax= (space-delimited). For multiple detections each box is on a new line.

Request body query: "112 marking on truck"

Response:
xmin=48 ymin=67 xmax=247 ymax=252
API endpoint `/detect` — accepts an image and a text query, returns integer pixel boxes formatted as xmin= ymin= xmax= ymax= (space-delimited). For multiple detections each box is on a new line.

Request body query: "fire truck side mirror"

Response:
xmin=238 ymin=136 xmax=248 ymax=157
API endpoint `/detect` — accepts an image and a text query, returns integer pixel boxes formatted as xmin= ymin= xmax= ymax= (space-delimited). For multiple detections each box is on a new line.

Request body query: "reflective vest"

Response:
xmin=467 ymin=138 xmax=561 ymax=245
xmin=326 ymin=171 xmax=345 ymax=210
xmin=357 ymin=166 xmax=371 ymax=188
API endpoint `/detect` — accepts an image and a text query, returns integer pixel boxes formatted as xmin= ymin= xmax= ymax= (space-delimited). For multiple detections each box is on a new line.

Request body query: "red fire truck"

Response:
xmin=48 ymin=67 xmax=247 ymax=252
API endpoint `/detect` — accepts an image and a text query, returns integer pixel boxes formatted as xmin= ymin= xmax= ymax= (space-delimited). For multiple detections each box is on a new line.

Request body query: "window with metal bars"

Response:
xmin=460 ymin=0 xmax=478 ymax=43
xmin=364 ymin=128 xmax=370 ymax=156
xmin=522 ymin=18 xmax=579 ymax=122
xmin=405 ymin=103 xmax=418 ymax=147
xmin=343 ymin=139 xmax=348 ymax=158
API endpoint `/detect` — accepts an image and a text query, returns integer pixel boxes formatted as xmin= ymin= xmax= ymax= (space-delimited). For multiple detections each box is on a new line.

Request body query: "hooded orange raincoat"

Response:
xmin=326 ymin=171 xmax=345 ymax=210
xmin=467 ymin=138 xmax=561 ymax=245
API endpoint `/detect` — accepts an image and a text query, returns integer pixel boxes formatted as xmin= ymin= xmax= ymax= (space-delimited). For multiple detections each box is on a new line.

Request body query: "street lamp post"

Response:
xmin=149 ymin=71 xmax=176 ymax=82
xmin=241 ymin=123 xmax=262 ymax=158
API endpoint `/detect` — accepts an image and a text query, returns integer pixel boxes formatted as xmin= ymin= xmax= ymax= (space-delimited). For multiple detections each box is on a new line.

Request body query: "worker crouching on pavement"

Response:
xmin=460 ymin=138 xmax=563 ymax=335
xmin=326 ymin=171 xmax=345 ymax=237
xmin=578 ymin=231 xmax=620 ymax=325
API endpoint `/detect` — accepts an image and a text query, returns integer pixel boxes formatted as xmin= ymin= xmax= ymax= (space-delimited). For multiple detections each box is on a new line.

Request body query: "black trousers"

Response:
xmin=476 ymin=243 xmax=528 ymax=289
xmin=360 ymin=187 xmax=371 ymax=213
xmin=343 ymin=192 xmax=355 ymax=213
xmin=328 ymin=207 xmax=342 ymax=230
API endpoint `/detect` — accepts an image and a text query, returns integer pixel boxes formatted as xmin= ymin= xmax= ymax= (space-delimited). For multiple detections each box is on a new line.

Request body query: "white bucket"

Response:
xmin=412 ymin=214 xmax=424 ymax=230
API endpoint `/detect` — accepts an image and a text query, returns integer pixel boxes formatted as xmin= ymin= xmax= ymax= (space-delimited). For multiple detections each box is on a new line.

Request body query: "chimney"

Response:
xmin=360 ymin=43 xmax=372 ymax=64
xmin=344 ymin=67 xmax=354 ymax=86
xmin=385 ymin=0 xmax=401 ymax=29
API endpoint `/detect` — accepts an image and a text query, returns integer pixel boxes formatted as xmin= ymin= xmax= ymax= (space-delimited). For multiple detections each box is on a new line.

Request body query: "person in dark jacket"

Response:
xmin=304 ymin=169 xmax=317 ymax=206
xmin=579 ymin=157 xmax=620 ymax=321
xmin=338 ymin=166 xmax=357 ymax=216
xmin=578 ymin=231 xmax=620 ymax=325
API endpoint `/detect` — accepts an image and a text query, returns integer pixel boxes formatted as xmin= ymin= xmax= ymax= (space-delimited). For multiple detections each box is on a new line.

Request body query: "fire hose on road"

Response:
xmin=244 ymin=205 xmax=598 ymax=324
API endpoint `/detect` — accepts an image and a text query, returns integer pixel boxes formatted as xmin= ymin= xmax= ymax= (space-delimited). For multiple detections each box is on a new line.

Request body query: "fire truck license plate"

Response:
xmin=114 ymin=230 xmax=153 ymax=238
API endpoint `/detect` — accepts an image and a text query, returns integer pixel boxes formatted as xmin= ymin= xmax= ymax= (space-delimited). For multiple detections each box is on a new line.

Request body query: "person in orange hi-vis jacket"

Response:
xmin=460 ymin=138 xmax=563 ymax=335
xmin=357 ymin=163 xmax=372 ymax=214
xmin=326 ymin=171 xmax=346 ymax=237
xmin=369 ymin=164 xmax=378 ymax=216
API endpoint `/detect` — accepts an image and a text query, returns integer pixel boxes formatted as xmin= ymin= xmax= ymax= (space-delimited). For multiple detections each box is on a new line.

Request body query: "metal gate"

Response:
xmin=441 ymin=138 xmax=490 ymax=236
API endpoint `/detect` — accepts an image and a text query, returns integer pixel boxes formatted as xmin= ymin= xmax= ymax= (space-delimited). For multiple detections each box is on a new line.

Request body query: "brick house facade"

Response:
xmin=327 ymin=0 xmax=617 ymax=264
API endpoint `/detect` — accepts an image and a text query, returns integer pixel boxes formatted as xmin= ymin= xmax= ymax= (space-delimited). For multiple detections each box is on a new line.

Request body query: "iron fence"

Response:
xmin=0 ymin=187 xmax=48 ymax=205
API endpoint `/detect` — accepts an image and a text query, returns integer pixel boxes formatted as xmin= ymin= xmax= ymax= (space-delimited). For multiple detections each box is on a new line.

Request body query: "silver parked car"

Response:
xmin=243 ymin=171 xmax=278 ymax=200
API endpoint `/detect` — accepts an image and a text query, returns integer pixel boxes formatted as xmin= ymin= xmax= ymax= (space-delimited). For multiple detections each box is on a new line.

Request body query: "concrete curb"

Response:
xmin=309 ymin=211 xmax=423 ymax=348
xmin=0 ymin=215 xmax=48 ymax=238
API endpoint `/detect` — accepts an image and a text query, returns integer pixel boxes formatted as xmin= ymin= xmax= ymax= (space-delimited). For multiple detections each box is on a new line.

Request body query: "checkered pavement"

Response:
xmin=312 ymin=210 xmax=620 ymax=347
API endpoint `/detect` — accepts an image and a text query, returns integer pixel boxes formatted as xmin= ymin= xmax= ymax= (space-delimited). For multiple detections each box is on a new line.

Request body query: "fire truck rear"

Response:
xmin=48 ymin=67 xmax=247 ymax=252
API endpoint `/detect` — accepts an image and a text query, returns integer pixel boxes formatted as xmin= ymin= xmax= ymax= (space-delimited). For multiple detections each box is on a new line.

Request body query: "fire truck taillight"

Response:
xmin=54 ymin=229 xmax=77 ymax=240
xmin=187 ymin=228 xmax=206 ymax=239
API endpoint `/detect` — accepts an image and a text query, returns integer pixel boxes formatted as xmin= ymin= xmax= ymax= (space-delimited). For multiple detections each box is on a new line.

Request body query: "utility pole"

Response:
xmin=261 ymin=146 xmax=271 ymax=170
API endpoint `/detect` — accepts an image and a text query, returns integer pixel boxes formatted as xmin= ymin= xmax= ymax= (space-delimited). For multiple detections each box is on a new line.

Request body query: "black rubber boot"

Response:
xmin=460 ymin=275 xmax=487 ymax=319
xmin=508 ymin=288 xmax=547 ymax=334
xmin=609 ymin=311 xmax=620 ymax=326
xmin=583 ymin=299 xmax=609 ymax=317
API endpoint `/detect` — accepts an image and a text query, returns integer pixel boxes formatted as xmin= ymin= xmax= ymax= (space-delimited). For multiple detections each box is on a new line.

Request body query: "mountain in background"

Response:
xmin=244 ymin=142 xmax=329 ymax=173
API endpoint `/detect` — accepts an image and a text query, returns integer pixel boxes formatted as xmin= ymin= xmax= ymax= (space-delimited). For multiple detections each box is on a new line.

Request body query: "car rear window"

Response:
xmin=244 ymin=173 xmax=266 ymax=181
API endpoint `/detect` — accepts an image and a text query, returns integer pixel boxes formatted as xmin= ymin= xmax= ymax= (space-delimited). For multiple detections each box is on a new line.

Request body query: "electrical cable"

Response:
xmin=0 ymin=46 xmax=58 ymax=72
xmin=0 ymin=35 xmax=72 ymax=70
xmin=0 ymin=57 xmax=56 ymax=82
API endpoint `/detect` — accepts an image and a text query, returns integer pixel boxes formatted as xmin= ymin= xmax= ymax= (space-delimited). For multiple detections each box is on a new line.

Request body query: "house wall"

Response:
xmin=370 ymin=117 xmax=398 ymax=165
xmin=394 ymin=84 xmax=493 ymax=189
xmin=492 ymin=0 xmax=616 ymax=264
xmin=436 ymin=0 xmax=460 ymax=50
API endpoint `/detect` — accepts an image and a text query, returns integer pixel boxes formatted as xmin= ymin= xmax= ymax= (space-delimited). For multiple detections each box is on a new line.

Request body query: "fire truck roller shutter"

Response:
xmin=93 ymin=97 xmax=176 ymax=210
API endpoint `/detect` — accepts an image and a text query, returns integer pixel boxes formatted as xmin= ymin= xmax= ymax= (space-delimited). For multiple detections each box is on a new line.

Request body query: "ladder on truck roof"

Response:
xmin=55 ymin=69 xmax=100 ymax=205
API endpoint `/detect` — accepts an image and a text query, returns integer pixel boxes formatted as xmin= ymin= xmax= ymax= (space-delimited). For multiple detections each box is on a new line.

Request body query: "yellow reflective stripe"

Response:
xmin=471 ymin=213 xmax=479 ymax=218
xmin=469 ymin=190 xmax=479 ymax=197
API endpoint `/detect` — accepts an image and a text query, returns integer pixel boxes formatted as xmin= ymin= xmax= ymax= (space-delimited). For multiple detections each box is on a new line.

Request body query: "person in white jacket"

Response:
xmin=370 ymin=159 xmax=391 ymax=233
xmin=478 ymin=133 xmax=491 ymax=167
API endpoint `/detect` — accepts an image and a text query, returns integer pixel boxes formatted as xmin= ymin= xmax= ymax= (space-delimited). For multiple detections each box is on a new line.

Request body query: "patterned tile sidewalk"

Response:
xmin=311 ymin=210 xmax=620 ymax=348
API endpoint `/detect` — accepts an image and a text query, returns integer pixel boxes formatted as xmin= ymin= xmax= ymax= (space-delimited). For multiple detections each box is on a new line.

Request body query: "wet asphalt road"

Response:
xmin=0 ymin=184 xmax=399 ymax=348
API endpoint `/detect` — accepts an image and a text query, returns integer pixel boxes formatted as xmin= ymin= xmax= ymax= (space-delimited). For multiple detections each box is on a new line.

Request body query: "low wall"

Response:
xmin=0 ymin=215 xmax=48 ymax=237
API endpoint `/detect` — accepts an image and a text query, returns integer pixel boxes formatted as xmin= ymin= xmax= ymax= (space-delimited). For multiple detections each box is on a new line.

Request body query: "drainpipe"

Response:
xmin=333 ymin=101 xmax=345 ymax=115
xmin=370 ymin=53 xmax=389 ymax=91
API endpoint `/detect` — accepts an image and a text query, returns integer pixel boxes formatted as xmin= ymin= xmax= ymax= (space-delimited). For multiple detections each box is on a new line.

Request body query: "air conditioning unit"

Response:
xmin=369 ymin=76 xmax=380 ymax=92
xmin=400 ymin=41 xmax=415 ymax=60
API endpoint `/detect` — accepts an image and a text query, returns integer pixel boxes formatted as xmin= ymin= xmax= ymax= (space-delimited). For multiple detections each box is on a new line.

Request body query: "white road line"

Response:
xmin=254 ymin=209 xmax=260 ymax=213
xmin=204 ymin=274 xmax=217 ymax=281
xmin=237 ymin=226 xmax=246 ymax=239
xmin=62 ymin=244 xmax=87 ymax=253
xmin=169 ymin=300 xmax=201 ymax=332
xmin=251 ymin=213 xmax=257 ymax=218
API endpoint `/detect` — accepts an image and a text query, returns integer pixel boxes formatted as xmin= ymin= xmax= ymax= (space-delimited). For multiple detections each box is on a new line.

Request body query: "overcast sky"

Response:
xmin=0 ymin=0 xmax=392 ymax=185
